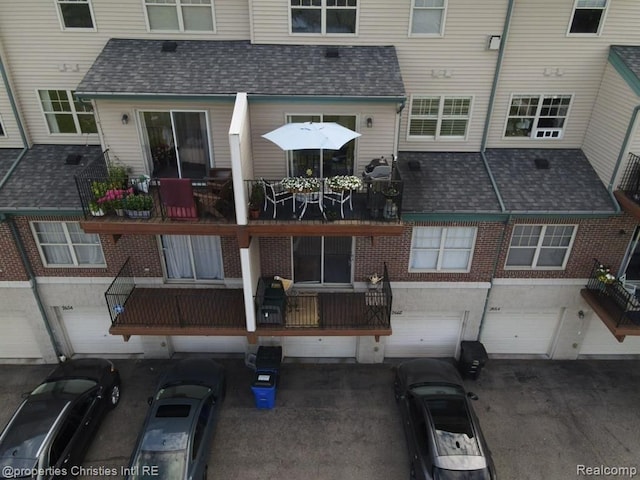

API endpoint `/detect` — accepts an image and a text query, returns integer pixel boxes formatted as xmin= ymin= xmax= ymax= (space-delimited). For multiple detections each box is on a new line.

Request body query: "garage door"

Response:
xmin=0 ymin=312 xmax=42 ymax=359
xmin=385 ymin=312 xmax=464 ymax=358
xmin=580 ymin=318 xmax=640 ymax=355
xmin=481 ymin=310 xmax=561 ymax=356
xmin=61 ymin=307 xmax=144 ymax=355
xmin=283 ymin=336 xmax=357 ymax=358
xmin=171 ymin=336 xmax=247 ymax=353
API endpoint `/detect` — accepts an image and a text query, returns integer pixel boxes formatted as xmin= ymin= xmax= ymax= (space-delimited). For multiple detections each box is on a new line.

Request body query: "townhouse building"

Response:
xmin=2 ymin=0 xmax=640 ymax=364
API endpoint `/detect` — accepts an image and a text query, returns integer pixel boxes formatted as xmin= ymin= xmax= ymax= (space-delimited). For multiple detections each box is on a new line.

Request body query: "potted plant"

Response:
xmin=124 ymin=193 xmax=154 ymax=219
xmin=326 ymin=175 xmax=363 ymax=192
xmin=98 ymin=187 xmax=133 ymax=216
xmin=107 ymin=162 xmax=131 ymax=189
xmin=88 ymin=200 xmax=105 ymax=217
xmin=249 ymin=182 xmax=264 ymax=219
xmin=90 ymin=181 xmax=109 ymax=215
xmin=367 ymin=273 xmax=384 ymax=290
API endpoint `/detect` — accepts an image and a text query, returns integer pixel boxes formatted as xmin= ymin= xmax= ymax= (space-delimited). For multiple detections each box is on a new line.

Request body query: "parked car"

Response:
xmin=126 ymin=358 xmax=225 ymax=480
xmin=0 ymin=358 xmax=121 ymax=480
xmin=394 ymin=359 xmax=497 ymax=480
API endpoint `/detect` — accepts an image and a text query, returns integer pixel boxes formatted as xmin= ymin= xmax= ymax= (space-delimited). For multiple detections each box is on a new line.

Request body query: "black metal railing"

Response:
xmin=74 ymin=149 xmax=110 ymax=217
xmin=245 ymin=174 xmax=403 ymax=223
xmin=105 ymin=257 xmax=135 ymax=324
xmin=585 ymin=259 xmax=640 ymax=327
xmin=363 ymin=262 xmax=392 ymax=328
xmin=617 ymin=152 xmax=640 ymax=201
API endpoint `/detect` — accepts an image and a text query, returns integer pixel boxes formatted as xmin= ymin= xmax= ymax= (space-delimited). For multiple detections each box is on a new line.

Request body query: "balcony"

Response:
xmin=106 ymin=259 xmax=392 ymax=339
xmin=580 ymin=259 xmax=640 ymax=341
xmin=614 ymin=152 xmax=640 ymax=220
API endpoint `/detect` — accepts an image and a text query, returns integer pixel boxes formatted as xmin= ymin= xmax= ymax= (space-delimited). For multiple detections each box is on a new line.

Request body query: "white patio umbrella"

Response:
xmin=262 ymin=122 xmax=361 ymax=151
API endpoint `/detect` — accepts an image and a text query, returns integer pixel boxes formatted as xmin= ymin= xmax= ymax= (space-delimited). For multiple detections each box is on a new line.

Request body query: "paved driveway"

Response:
xmin=1 ymin=358 xmax=639 ymax=480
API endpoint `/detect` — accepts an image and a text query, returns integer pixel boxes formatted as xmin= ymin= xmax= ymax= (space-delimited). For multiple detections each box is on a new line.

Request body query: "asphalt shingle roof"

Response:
xmin=76 ymin=39 xmax=405 ymax=98
xmin=396 ymin=152 xmax=502 ymax=213
xmin=0 ymin=145 xmax=103 ymax=211
xmin=484 ymin=148 xmax=616 ymax=213
xmin=0 ymin=149 xmax=23 ymax=182
xmin=611 ymin=45 xmax=640 ymax=83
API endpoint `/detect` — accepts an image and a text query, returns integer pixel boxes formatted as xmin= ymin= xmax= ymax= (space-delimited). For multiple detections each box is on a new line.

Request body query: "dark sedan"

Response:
xmin=394 ymin=359 xmax=497 ymax=480
xmin=0 ymin=358 xmax=121 ymax=480
xmin=126 ymin=358 xmax=225 ymax=480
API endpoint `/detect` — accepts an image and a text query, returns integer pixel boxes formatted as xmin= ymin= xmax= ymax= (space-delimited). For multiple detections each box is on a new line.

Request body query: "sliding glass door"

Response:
xmin=287 ymin=114 xmax=357 ymax=178
xmin=292 ymin=236 xmax=352 ymax=284
xmin=140 ymin=110 xmax=212 ymax=179
xmin=161 ymin=235 xmax=223 ymax=281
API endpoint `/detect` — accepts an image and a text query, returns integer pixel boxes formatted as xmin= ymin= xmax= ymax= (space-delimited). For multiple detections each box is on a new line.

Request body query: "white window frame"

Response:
xmin=0 ymin=114 xmax=5 ymax=137
xmin=407 ymin=95 xmax=472 ymax=141
xmin=143 ymin=0 xmax=216 ymax=33
xmin=503 ymin=94 xmax=573 ymax=140
xmin=409 ymin=0 xmax=447 ymax=37
xmin=289 ymin=0 xmax=358 ymax=36
xmin=505 ymin=224 xmax=577 ymax=270
xmin=55 ymin=0 xmax=97 ymax=31
xmin=30 ymin=221 xmax=106 ymax=268
xmin=409 ymin=227 xmax=477 ymax=272
xmin=37 ymin=89 xmax=98 ymax=136
xmin=567 ymin=0 xmax=608 ymax=37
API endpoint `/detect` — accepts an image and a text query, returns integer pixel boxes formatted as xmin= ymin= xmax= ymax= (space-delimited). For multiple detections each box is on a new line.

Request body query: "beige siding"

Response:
xmin=487 ymin=0 xmax=640 ymax=149
xmin=95 ymin=99 xmax=235 ymax=177
xmin=0 ymin=0 xmax=249 ymax=145
xmin=248 ymin=101 xmax=397 ymax=179
xmin=0 ymin=79 xmax=23 ymax=149
xmin=250 ymin=0 xmax=508 ymax=152
xmin=583 ymin=64 xmax=639 ymax=186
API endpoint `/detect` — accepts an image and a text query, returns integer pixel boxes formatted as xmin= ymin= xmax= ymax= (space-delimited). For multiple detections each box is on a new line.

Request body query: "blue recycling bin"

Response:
xmin=251 ymin=372 xmax=277 ymax=409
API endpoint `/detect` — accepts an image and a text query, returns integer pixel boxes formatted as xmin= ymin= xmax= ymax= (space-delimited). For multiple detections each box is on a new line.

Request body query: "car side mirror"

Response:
xmin=147 ymin=396 xmax=153 ymax=405
xmin=467 ymin=392 xmax=479 ymax=401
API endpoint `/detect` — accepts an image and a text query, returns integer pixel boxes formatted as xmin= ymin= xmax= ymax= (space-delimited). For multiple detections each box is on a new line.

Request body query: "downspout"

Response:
xmin=0 ymin=53 xmax=29 ymax=189
xmin=475 ymin=0 xmax=515 ymax=341
xmin=7 ymin=215 xmax=63 ymax=360
xmin=607 ymin=105 xmax=640 ymax=214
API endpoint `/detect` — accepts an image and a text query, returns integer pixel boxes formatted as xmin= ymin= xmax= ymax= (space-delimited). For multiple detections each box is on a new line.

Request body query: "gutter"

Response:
xmin=0 ymin=53 xmax=29 ymax=189
xmin=7 ymin=215 xmax=63 ymax=361
xmin=607 ymin=104 xmax=640 ymax=214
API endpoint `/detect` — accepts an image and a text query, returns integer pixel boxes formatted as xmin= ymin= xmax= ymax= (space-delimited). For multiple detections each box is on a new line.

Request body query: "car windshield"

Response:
xmin=129 ymin=450 xmax=187 ymax=480
xmin=31 ymin=379 xmax=96 ymax=396
xmin=425 ymin=396 xmax=481 ymax=457
xmin=156 ymin=384 xmax=211 ymax=401
xmin=433 ymin=467 xmax=491 ymax=480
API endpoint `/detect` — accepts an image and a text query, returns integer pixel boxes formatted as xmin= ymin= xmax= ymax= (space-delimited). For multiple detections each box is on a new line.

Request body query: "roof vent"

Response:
xmin=325 ymin=47 xmax=339 ymax=58
xmin=65 ymin=154 xmax=82 ymax=165
xmin=161 ymin=41 xmax=178 ymax=53
xmin=408 ymin=160 xmax=421 ymax=171
xmin=534 ymin=158 xmax=549 ymax=170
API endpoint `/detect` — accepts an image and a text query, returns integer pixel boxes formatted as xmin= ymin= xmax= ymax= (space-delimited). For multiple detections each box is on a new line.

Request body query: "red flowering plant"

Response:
xmin=97 ymin=187 xmax=134 ymax=212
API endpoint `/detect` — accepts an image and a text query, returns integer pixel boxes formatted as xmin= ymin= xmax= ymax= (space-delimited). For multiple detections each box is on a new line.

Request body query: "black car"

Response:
xmin=0 ymin=358 xmax=121 ymax=480
xmin=394 ymin=359 xmax=497 ymax=480
xmin=126 ymin=358 xmax=225 ymax=480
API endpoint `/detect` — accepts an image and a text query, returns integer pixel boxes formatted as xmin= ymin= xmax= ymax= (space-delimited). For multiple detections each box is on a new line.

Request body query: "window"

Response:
xmin=410 ymin=0 xmax=446 ymax=35
xmin=410 ymin=227 xmax=476 ymax=272
xmin=504 ymin=94 xmax=572 ymax=139
xmin=144 ymin=0 xmax=215 ymax=32
xmin=290 ymin=0 xmax=357 ymax=35
xmin=38 ymin=90 xmax=97 ymax=135
xmin=408 ymin=96 xmax=471 ymax=139
xmin=31 ymin=222 xmax=105 ymax=267
xmin=568 ymin=0 xmax=607 ymax=35
xmin=505 ymin=225 xmax=576 ymax=269
xmin=56 ymin=0 xmax=95 ymax=30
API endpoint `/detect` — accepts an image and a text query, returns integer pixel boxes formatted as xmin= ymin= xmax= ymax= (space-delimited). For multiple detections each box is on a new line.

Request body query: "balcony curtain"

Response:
xmin=162 ymin=235 xmax=222 ymax=280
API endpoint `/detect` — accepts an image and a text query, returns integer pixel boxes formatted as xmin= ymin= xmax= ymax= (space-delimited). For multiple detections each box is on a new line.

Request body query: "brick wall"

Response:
xmin=259 ymin=237 xmax=292 ymax=278
xmin=0 ymin=221 xmax=29 ymax=281
xmin=221 ymin=235 xmax=242 ymax=278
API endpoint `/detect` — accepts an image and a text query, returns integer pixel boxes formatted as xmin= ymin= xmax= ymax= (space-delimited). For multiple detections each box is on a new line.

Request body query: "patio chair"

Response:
xmin=193 ymin=178 xmax=233 ymax=219
xmin=159 ymin=178 xmax=198 ymax=220
xmin=262 ymin=179 xmax=293 ymax=219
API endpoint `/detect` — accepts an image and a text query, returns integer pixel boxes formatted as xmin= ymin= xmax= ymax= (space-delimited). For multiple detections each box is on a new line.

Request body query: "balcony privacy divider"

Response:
xmin=105 ymin=257 xmax=135 ymax=325
xmin=586 ymin=258 xmax=640 ymax=327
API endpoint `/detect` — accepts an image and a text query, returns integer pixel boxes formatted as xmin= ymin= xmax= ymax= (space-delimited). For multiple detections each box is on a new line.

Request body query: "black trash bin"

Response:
xmin=255 ymin=346 xmax=282 ymax=373
xmin=459 ymin=341 xmax=488 ymax=380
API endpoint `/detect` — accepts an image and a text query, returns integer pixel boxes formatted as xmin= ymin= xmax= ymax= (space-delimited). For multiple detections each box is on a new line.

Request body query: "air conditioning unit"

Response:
xmin=534 ymin=128 xmax=562 ymax=139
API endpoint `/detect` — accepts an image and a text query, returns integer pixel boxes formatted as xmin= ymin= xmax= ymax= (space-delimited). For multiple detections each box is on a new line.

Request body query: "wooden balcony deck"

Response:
xmin=109 ymin=287 xmax=391 ymax=339
xmin=581 ymin=289 xmax=640 ymax=342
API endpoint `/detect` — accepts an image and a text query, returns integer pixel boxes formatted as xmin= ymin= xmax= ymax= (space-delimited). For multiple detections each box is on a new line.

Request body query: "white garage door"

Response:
xmin=61 ymin=307 xmax=143 ymax=355
xmin=0 ymin=312 xmax=42 ymax=359
xmin=171 ymin=336 xmax=247 ymax=353
xmin=481 ymin=310 xmax=561 ymax=356
xmin=283 ymin=336 xmax=357 ymax=358
xmin=580 ymin=318 xmax=640 ymax=355
xmin=385 ymin=312 xmax=464 ymax=358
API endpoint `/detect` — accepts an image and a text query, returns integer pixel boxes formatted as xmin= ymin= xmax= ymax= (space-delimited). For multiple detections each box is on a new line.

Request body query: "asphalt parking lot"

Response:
xmin=1 ymin=357 xmax=640 ymax=480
